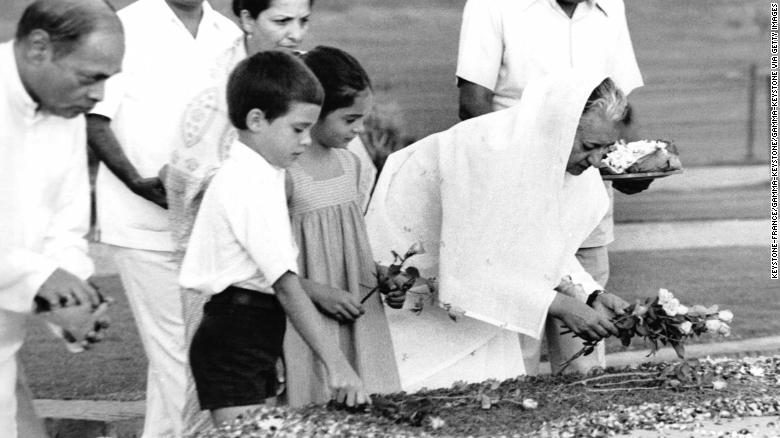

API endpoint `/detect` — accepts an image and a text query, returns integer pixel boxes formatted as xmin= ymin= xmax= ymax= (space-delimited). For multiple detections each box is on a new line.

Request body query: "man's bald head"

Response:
xmin=16 ymin=0 xmax=122 ymax=59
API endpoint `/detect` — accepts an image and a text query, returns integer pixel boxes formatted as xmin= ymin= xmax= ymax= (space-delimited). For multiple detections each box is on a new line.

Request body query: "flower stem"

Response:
xmin=587 ymin=387 xmax=662 ymax=393
xmin=592 ymin=378 xmax=659 ymax=387
xmin=566 ymin=372 xmax=656 ymax=386
xmin=360 ymin=287 xmax=379 ymax=304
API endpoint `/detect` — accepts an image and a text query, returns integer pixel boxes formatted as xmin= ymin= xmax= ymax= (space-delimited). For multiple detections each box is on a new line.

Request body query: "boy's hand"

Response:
xmin=328 ymin=361 xmax=370 ymax=407
xmin=312 ymin=287 xmax=364 ymax=323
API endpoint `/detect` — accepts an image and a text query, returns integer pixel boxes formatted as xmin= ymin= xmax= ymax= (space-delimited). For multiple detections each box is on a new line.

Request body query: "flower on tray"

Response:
xmin=561 ymin=288 xmax=733 ymax=372
xmin=361 ymin=242 xmax=436 ymax=313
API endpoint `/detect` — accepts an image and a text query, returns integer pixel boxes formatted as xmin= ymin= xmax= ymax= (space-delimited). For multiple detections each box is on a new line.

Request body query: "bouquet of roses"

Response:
xmin=361 ymin=242 xmax=436 ymax=311
xmin=561 ymin=288 xmax=733 ymax=371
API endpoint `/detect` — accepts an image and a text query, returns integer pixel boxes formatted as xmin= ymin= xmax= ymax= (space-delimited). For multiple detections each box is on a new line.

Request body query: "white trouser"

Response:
xmin=15 ymin=362 xmax=47 ymax=438
xmin=112 ymin=246 xmax=186 ymax=438
xmin=0 ymin=310 xmax=26 ymax=438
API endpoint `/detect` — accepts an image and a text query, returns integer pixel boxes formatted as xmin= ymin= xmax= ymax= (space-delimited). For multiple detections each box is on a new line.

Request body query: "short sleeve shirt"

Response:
xmin=91 ymin=0 xmax=241 ymax=251
xmin=456 ymin=0 xmax=643 ymax=111
xmin=179 ymin=141 xmax=299 ymax=295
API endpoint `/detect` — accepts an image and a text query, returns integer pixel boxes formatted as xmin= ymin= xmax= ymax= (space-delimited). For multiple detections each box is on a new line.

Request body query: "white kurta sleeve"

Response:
xmin=562 ymin=254 xmax=604 ymax=297
xmin=455 ymin=0 xmax=504 ymax=91
xmin=609 ymin=0 xmax=643 ymax=95
xmin=0 ymin=250 xmax=58 ymax=314
xmin=41 ymin=128 xmax=95 ymax=281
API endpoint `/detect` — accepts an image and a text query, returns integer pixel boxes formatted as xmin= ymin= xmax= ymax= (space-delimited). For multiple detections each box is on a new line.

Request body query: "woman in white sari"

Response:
xmin=366 ymin=73 xmax=629 ymax=391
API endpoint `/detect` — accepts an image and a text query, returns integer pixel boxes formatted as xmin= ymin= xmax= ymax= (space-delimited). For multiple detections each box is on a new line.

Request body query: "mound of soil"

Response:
xmin=196 ymin=356 xmax=780 ymax=438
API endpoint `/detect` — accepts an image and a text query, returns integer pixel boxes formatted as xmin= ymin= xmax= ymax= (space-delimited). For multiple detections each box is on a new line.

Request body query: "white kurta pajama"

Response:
xmin=89 ymin=2 xmax=239 ymax=436
xmin=0 ymin=41 xmax=94 ymax=437
xmin=366 ymin=73 xmax=610 ymax=391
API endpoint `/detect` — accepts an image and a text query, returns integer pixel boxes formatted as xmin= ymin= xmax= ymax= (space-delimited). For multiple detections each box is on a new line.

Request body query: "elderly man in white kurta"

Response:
xmin=0 ymin=1 xmax=123 ymax=436
xmin=456 ymin=0 xmax=644 ymax=374
xmin=86 ymin=1 xmax=240 ymax=436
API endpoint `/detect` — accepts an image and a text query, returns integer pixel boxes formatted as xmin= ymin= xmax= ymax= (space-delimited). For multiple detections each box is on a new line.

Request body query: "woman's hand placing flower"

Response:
xmin=560 ymin=287 xmax=734 ymax=372
xmin=590 ymin=292 xmax=630 ymax=319
xmin=362 ymin=242 xmax=434 ymax=310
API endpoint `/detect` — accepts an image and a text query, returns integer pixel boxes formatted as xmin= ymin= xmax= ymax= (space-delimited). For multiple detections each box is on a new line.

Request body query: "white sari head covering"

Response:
xmin=366 ymin=72 xmax=610 ymax=339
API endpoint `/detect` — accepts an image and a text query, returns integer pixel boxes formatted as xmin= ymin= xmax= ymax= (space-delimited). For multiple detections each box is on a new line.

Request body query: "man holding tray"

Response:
xmin=456 ymin=0 xmax=646 ymax=374
xmin=0 ymin=1 xmax=124 ymax=436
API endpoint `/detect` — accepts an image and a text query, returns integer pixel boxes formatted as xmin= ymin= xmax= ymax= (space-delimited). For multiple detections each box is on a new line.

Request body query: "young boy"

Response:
xmin=179 ymin=51 xmax=368 ymax=425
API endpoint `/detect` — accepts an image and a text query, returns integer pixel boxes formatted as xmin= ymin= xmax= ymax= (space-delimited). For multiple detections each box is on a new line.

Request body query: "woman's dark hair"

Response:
xmin=301 ymin=46 xmax=372 ymax=118
xmin=232 ymin=0 xmax=314 ymax=19
xmin=16 ymin=0 xmax=120 ymax=58
xmin=227 ymin=50 xmax=324 ymax=129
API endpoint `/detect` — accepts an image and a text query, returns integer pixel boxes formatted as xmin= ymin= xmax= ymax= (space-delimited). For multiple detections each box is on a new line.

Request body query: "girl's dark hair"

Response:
xmin=232 ymin=0 xmax=314 ymax=19
xmin=227 ymin=50 xmax=324 ymax=129
xmin=301 ymin=46 xmax=372 ymax=117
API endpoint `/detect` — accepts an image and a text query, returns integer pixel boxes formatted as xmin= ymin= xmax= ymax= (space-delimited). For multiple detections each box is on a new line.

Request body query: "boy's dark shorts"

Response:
xmin=189 ymin=285 xmax=286 ymax=410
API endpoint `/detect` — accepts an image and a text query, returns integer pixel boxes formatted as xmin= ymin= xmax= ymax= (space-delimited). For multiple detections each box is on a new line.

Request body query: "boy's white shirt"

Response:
xmin=179 ymin=140 xmax=299 ymax=295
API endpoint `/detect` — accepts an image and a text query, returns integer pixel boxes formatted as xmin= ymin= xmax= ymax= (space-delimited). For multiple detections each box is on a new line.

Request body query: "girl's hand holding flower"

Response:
xmin=303 ymin=280 xmax=364 ymax=323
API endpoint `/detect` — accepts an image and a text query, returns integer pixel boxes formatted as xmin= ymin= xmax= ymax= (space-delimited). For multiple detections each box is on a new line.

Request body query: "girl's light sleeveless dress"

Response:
xmin=283 ymin=148 xmax=401 ymax=407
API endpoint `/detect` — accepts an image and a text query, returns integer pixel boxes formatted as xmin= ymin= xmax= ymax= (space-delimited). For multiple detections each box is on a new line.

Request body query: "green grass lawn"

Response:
xmin=20 ymin=245 xmax=777 ymax=401
xmin=20 ymin=275 xmax=146 ymax=401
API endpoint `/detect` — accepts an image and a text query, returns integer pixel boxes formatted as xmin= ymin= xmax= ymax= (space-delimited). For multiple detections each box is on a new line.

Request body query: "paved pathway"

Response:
xmin=650 ymin=164 xmax=769 ymax=191
xmin=34 ymin=400 xmax=144 ymax=438
xmin=649 ymin=165 xmax=767 ymax=193
xmin=628 ymin=416 xmax=780 ymax=437
xmin=612 ymin=218 xmax=766 ymax=252
xmin=536 ymin=335 xmax=780 ymax=375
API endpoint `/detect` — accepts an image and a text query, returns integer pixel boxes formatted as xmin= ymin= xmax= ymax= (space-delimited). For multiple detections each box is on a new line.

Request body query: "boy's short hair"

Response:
xmin=227 ymin=51 xmax=324 ymax=130
xmin=301 ymin=46 xmax=371 ymax=118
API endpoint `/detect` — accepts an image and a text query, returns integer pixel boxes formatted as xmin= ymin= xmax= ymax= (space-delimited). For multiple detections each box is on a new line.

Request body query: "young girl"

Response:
xmin=283 ymin=46 xmax=402 ymax=407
